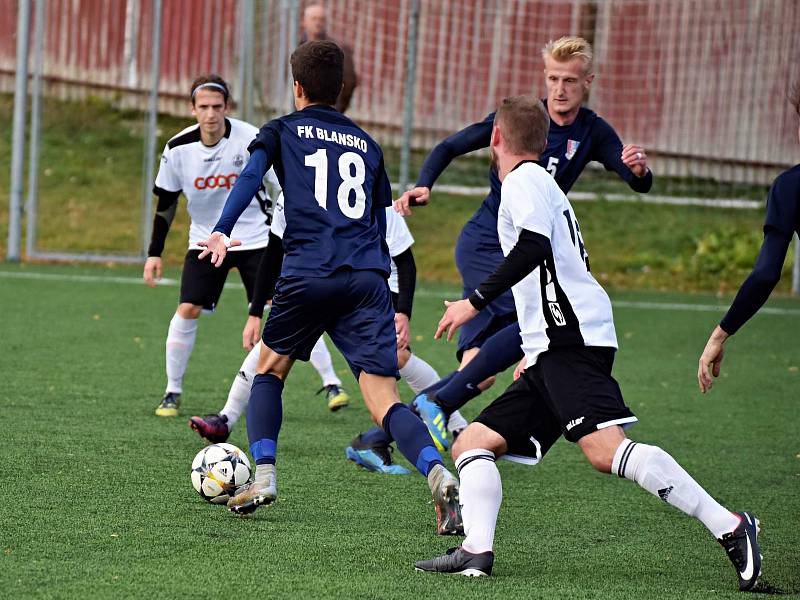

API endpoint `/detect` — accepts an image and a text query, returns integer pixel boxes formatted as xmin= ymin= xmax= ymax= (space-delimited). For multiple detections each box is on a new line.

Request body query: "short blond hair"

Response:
xmin=494 ymin=95 xmax=550 ymax=155
xmin=542 ymin=36 xmax=594 ymax=74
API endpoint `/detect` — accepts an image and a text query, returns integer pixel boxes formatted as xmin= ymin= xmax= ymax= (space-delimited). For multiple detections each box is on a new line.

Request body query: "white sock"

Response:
xmin=447 ymin=410 xmax=469 ymax=433
xmin=220 ymin=341 xmax=261 ymax=428
xmin=310 ymin=337 xmax=341 ymax=387
xmin=456 ymin=449 xmax=502 ymax=554
xmin=165 ymin=312 xmax=198 ymax=394
xmin=612 ymin=439 xmax=740 ymax=539
xmin=399 ymin=353 xmax=440 ymax=395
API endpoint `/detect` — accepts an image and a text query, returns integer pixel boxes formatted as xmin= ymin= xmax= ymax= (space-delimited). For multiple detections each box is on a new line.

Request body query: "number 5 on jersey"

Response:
xmin=305 ymin=149 xmax=367 ymax=218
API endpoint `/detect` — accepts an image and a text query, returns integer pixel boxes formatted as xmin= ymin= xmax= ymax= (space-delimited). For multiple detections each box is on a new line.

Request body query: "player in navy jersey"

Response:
xmin=197 ymin=41 xmax=461 ymax=534
xmin=143 ymin=75 xmax=278 ymax=418
xmin=698 ymin=86 xmax=800 ymax=393
xmin=362 ymin=36 xmax=652 ymax=457
xmin=414 ymin=97 xmax=761 ymax=591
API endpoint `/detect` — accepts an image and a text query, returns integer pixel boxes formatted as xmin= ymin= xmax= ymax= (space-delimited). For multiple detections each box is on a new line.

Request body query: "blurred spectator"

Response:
xmin=300 ymin=2 xmax=358 ymax=113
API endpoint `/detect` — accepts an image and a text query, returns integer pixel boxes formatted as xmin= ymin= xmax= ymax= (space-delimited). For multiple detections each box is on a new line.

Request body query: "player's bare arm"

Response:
xmin=143 ymin=256 xmax=162 ymax=287
xmin=621 ymin=143 xmax=649 ymax=175
xmin=395 ymin=312 xmax=410 ymax=350
xmin=698 ymin=325 xmax=729 ymax=393
xmin=242 ymin=314 xmax=262 ymax=351
xmin=435 ymin=299 xmax=479 ymax=341
xmin=621 ymin=143 xmax=649 ymax=177
xmin=394 ymin=186 xmax=430 ymax=216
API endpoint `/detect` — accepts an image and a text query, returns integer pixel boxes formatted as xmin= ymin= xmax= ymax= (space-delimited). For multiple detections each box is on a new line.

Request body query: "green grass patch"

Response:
xmin=0 ymin=263 xmax=798 ymax=598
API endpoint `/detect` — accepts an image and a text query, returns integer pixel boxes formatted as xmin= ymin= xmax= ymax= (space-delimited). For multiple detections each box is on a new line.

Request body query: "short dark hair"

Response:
xmin=291 ymin=40 xmax=343 ymax=106
xmin=494 ymin=95 xmax=550 ymax=155
xmin=190 ymin=74 xmax=230 ymax=105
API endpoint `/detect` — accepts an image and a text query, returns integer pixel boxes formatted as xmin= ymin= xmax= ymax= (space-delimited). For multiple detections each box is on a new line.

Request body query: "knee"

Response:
xmin=477 ymin=376 xmax=496 ymax=391
xmin=451 ymin=422 xmax=506 ymax=462
xmin=397 ymin=348 xmax=411 ymax=369
xmin=177 ymin=303 xmax=202 ymax=319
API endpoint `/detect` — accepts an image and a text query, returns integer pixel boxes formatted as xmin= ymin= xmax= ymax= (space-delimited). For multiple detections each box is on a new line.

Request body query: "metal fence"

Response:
xmin=3 ymin=0 xmax=800 ymax=266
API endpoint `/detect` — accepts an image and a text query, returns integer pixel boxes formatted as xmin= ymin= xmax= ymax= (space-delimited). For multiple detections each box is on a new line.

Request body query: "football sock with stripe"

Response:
xmin=435 ymin=324 xmax=524 ymax=413
xmin=310 ymin=336 xmax=342 ymax=387
xmin=612 ymin=439 xmax=740 ymax=538
xmin=220 ymin=341 xmax=261 ymax=428
xmin=382 ymin=402 xmax=443 ymax=476
xmin=247 ymin=374 xmax=284 ymax=466
xmin=165 ymin=312 xmax=198 ymax=394
xmin=399 ymin=353 xmax=440 ymax=395
xmin=457 ymin=449 xmax=501 ymax=554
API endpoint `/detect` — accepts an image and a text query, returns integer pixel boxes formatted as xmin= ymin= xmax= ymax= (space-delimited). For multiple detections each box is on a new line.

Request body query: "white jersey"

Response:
xmin=154 ymin=117 xmax=279 ymax=251
xmin=272 ymin=195 xmax=412 ymax=294
xmin=498 ymin=161 xmax=617 ymax=367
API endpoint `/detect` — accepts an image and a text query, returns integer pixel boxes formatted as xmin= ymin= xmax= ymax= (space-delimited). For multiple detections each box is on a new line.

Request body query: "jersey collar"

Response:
xmin=511 ymin=159 xmax=538 ymax=172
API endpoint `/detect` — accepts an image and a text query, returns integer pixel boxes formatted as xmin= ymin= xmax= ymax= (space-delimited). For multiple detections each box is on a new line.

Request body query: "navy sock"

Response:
xmin=436 ymin=323 xmax=524 ymax=413
xmin=382 ymin=403 xmax=443 ymax=476
xmin=246 ymin=373 xmax=284 ymax=465
xmin=360 ymin=425 xmax=393 ymax=446
xmin=419 ymin=370 xmax=457 ymax=397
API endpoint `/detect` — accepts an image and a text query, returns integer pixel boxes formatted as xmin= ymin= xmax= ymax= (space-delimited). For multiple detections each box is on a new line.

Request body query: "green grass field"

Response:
xmin=1 ymin=263 xmax=798 ymax=599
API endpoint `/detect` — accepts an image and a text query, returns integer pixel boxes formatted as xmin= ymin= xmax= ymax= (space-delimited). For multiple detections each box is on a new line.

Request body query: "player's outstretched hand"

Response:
xmin=513 ymin=356 xmax=527 ymax=381
xmin=621 ymin=144 xmax=648 ymax=178
xmin=394 ymin=186 xmax=430 ymax=216
xmin=697 ymin=325 xmax=729 ymax=393
xmin=143 ymin=256 xmax=162 ymax=288
xmin=197 ymin=232 xmax=241 ymax=267
xmin=435 ymin=299 xmax=479 ymax=342
xmin=395 ymin=312 xmax=410 ymax=350
xmin=242 ymin=315 xmax=262 ymax=351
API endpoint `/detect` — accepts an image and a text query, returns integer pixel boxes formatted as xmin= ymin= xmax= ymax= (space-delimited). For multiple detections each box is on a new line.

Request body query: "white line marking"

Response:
xmin=390 ymin=182 xmax=763 ymax=209
xmin=2 ymin=270 xmax=798 ymax=316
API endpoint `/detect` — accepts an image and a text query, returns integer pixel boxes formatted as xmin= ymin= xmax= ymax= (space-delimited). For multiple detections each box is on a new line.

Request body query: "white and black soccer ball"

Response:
xmin=191 ymin=443 xmax=252 ymax=504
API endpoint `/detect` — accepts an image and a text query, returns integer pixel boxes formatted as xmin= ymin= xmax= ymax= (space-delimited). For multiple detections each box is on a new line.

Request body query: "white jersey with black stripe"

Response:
xmin=498 ymin=161 xmax=617 ymax=367
xmin=154 ymin=117 xmax=279 ymax=251
xmin=271 ymin=194 xmax=411 ymax=294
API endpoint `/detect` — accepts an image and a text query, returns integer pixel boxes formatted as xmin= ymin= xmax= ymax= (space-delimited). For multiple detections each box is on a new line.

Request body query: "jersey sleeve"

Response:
xmin=416 ymin=113 xmax=494 ymax=189
xmin=373 ymin=155 xmax=393 ymax=208
xmin=591 ymin=118 xmax=653 ymax=193
xmin=213 ymin=145 xmax=271 ymax=236
xmin=384 ymin=208 xmax=414 ymax=257
xmin=154 ymin=143 xmax=181 ymax=193
xmin=763 ymin=170 xmax=799 ymax=236
xmin=502 ymin=171 xmax=554 ymax=239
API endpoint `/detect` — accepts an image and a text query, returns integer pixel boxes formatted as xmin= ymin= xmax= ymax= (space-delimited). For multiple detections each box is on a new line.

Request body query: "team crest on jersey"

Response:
xmin=565 ymin=139 xmax=580 ymax=160
xmin=232 ymin=154 xmax=244 ymax=168
xmin=548 ymin=302 xmax=567 ymax=326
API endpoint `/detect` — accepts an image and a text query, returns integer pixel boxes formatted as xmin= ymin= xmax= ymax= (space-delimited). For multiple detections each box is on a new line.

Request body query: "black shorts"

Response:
xmin=179 ymin=248 xmax=263 ymax=311
xmin=474 ymin=346 xmax=637 ymax=463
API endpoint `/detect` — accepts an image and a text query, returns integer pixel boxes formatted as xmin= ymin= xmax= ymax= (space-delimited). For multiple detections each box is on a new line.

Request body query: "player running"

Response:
xmin=414 ymin=97 xmax=762 ymax=591
xmin=144 ymin=75 xmax=278 ymax=417
xmin=698 ymin=85 xmax=800 ymax=393
xmin=190 ymin=194 xmax=450 ymax=474
xmin=198 ymin=41 xmax=462 ymax=534
xmin=364 ymin=36 xmax=651 ymax=457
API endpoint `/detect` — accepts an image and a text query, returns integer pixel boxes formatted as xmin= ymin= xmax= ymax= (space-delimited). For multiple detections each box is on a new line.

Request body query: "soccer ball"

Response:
xmin=191 ymin=443 xmax=252 ymax=504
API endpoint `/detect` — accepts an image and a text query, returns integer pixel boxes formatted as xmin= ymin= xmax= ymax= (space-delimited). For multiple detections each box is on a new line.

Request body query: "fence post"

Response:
xmin=399 ymin=0 xmax=420 ymax=193
xmin=25 ymin=0 xmax=45 ymax=259
xmin=7 ymin=0 xmax=31 ymax=262
xmin=792 ymin=236 xmax=800 ymax=295
xmin=140 ymin=0 xmax=162 ymax=259
xmin=287 ymin=0 xmax=299 ymax=112
xmin=239 ymin=0 xmax=255 ymax=124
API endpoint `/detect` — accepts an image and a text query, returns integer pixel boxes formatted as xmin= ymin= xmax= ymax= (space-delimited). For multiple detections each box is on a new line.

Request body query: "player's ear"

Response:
xmin=585 ymin=72 xmax=595 ymax=87
xmin=490 ymin=125 xmax=502 ymax=149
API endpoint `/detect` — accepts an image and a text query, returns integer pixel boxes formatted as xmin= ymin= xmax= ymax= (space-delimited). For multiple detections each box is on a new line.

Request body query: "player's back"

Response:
xmin=499 ymin=161 xmax=617 ymax=365
xmin=251 ymin=105 xmax=391 ymax=278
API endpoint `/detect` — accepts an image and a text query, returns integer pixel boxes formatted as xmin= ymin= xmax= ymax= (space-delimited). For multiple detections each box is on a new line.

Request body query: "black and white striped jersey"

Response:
xmin=154 ymin=117 xmax=279 ymax=251
xmin=498 ymin=161 xmax=617 ymax=367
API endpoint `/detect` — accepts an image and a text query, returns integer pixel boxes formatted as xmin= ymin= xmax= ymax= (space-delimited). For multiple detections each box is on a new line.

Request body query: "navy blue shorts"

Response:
xmin=456 ymin=301 xmax=518 ymax=360
xmin=262 ymin=269 xmax=399 ymax=380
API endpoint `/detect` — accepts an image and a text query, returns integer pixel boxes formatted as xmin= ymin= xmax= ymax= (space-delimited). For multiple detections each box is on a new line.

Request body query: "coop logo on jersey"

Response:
xmin=565 ymin=139 xmax=580 ymax=160
xmin=194 ymin=173 xmax=238 ymax=190
xmin=232 ymin=154 xmax=244 ymax=168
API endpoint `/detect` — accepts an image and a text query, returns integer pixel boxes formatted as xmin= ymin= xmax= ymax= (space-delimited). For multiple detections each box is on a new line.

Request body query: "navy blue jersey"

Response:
xmin=214 ymin=105 xmax=392 ymax=278
xmin=416 ymin=102 xmax=653 ymax=262
xmin=763 ymin=164 xmax=800 ymax=236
